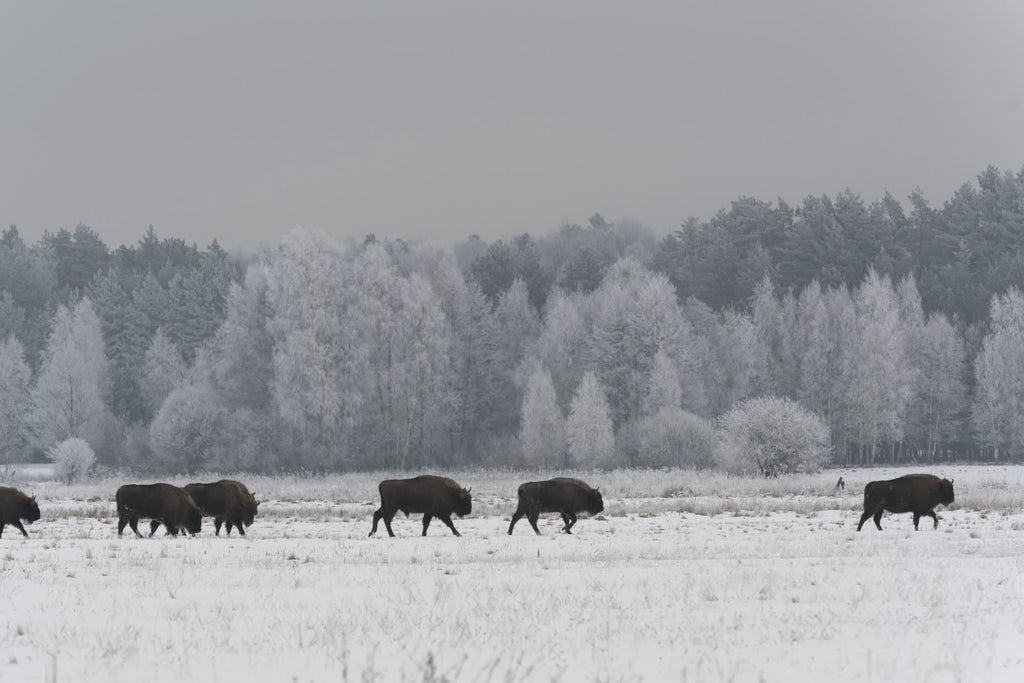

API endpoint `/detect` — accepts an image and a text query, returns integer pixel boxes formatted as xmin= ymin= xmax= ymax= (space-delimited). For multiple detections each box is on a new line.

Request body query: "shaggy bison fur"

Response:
xmin=116 ymin=483 xmax=203 ymax=537
xmin=164 ymin=480 xmax=260 ymax=537
xmin=508 ymin=478 xmax=604 ymax=535
xmin=369 ymin=475 xmax=472 ymax=537
xmin=0 ymin=486 xmax=41 ymax=538
xmin=857 ymin=474 xmax=955 ymax=531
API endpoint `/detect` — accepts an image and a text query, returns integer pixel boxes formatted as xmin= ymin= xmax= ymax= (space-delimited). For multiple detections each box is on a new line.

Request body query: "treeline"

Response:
xmin=1 ymin=165 xmax=1023 ymax=473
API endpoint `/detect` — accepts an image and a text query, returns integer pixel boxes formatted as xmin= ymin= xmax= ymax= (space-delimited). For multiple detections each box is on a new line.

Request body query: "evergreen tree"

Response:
xmin=519 ymin=364 xmax=564 ymax=468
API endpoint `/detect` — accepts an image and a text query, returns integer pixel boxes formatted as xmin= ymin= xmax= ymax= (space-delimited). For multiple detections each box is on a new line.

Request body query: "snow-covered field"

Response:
xmin=2 ymin=466 xmax=1024 ymax=682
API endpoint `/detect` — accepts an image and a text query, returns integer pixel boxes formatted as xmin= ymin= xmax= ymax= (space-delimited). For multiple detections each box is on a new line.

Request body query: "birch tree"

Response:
xmin=520 ymin=364 xmax=564 ymax=468
xmin=566 ymin=371 xmax=615 ymax=468
xmin=0 ymin=335 xmax=33 ymax=464
xmin=973 ymin=287 xmax=1024 ymax=461
xmin=32 ymin=298 xmax=110 ymax=450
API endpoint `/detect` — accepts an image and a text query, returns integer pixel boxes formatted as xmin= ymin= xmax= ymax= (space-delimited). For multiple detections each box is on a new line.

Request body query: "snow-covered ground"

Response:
xmin=2 ymin=466 xmax=1023 ymax=682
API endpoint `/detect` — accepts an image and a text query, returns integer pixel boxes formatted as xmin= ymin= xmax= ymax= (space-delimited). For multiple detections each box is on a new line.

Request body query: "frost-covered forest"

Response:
xmin=3 ymin=165 xmax=1024 ymax=474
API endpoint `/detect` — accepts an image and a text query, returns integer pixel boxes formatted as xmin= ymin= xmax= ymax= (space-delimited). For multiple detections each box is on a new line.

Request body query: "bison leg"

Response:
xmin=149 ymin=520 xmax=163 ymax=537
xmin=0 ymin=522 xmax=4 ymax=538
xmin=214 ymin=517 xmax=224 ymax=535
xmin=369 ymin=508 xmax=383 ymax=536
xmin=927 ymin=510 xmax=939 ymax=529
xmin=912 ymin=512 xmax=922 ymax=530
xmin=565 ymin=512 xmax=578 ymax=533
xmin=439 ymin=514 xmax=460 ymax=537
xmin=232 ymin=516 xmax=245 ymax=536
xmin=508 ymin=504 xmax=526 ymax=535
xmin=164 ymin=522 xmax=179 ymax=536
xmin=127 ymin=515 xmax=143 ymax=538
xmin=527 ymin=510 xmax=541 ymax=535
xmin=422 ymin=513 xmax=433 ymax=536
xmin=11 ymin=520 xmax=29 ymax=538
xmin=856 ymin=508 xmax=878 ymax=531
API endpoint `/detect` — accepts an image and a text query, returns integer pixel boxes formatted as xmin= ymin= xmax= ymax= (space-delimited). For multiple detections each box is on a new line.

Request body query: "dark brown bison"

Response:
xmin=159 ymin=480 xmax=260 ymax=537
xmin=116 ymin=483 xmax=203 ymax=537
xmin=857 ymin=474 xmax=955 ymax=531
xmin=508 ymin=478 xmax=604 ymax=535
xmin=369 ymin=475 xmax=472 ymax=537
xmin=0 ymin=486 xmax=41 ymax=539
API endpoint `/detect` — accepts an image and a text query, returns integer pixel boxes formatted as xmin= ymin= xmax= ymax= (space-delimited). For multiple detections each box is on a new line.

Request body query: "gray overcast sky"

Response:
xmin=3 ymin=1 xmax=1024 ymax=251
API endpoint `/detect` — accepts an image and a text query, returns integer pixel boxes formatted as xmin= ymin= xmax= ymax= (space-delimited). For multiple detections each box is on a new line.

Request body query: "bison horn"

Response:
xmin=466 ymin=487 xmax=472 ymax=494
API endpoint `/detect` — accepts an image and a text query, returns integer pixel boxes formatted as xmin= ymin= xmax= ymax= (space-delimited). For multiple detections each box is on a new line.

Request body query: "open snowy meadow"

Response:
xmin=2 ymin=466 xmax=1024 ymax=683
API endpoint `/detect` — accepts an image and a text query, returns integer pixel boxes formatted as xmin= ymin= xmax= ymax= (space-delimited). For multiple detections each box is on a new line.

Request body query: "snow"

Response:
xmin=2 ymin=467 xmax=1024 ymax=682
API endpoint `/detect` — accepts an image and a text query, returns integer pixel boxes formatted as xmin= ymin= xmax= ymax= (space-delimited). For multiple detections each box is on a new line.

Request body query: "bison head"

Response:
xmin=454 ymin=487 xmax=472 ymax=518
xmin=242 ymin=498 xmax=259 ymax=527
xmin=938 ymin=478 xmax=955 ymax=505
xmin=22 ymin=495 xmax=41 ymax=524
xmin=587 ymin=488 xmax=604 ymax=515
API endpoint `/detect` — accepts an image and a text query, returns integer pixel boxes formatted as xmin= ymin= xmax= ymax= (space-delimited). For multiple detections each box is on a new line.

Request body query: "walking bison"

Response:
xmin=168 ymin=480 xmax=259 ymax=537
xmin=369 ymin=475 xmax=472 ymax=537
xmin=508 ymin=478 xmax=604 ymax=535
xmin=0 ymin=486 xmax=41 ymax=539
xmin=857 ymin=474 xmax=955 ymax=531
xmin=116 ymin=483 xmax=203 ymax=537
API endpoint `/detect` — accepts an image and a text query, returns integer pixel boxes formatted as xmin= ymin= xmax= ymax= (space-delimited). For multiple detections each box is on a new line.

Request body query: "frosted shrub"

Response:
xmin=633 ymin=407 xmax=715 ymax=468
xmin=716 ymin=396 xmax=829 ymax=478
xmin=49 ymin=437 xmax=95 ymax=485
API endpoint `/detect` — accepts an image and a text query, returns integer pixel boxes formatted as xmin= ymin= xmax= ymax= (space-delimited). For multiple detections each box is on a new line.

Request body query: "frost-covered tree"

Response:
xmin=566 ymin=372 xmax=615 ymax=468
xmin=716 ymin=396 xmax=830 ymax=478
xmin=632 ymin=407 xmax=715 ymax=469
xmin=487 ymin=278 xmax=540 ymax=434
xmin=32 ymin=298 xmax=110 ymax=450
xmin=264 ymin=228 xmax=356 ymax=470
xmin=140 ymin=328 xmax=186 ymax=421
xmin=973 ymin=288 xmax=1024 ymax=461
xmin=588 ymin=258 xmax=694 ymax=426
xmin=0 ymin=335 xmax=33 ymax=464
xmin=643 ymin=347 xmax=681 ymax=415
xmin=519 ymin=364 xmax=564 ymax=468
xmin=48 ymin=437 xmax=95 ymax=485
xmin=530 ymin=290 xmax=587 ymax=412
xmin=907 ymin=312 xmax=965 ymax=459
xmin=149 ymin=382 xmax=226 ymax=474
xmin=848 ymin=269 xmax=913 ymax=463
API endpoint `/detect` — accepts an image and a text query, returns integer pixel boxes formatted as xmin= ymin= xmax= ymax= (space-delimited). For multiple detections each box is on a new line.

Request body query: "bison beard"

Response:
xmin=857 ymin=474 xmax=955 ymax=531
xmin=508 ymin=478 xmax=604 ymax=535
xmin=369 ymin=475 xmax=472 ymax=537
xmin=0 ymin=486 xmax=41 ymax=539
xmin=116 ymin=483 xmax=203 ymax=538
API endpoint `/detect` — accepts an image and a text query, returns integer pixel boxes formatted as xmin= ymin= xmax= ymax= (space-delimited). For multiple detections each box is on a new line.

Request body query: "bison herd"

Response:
xmin=0 ymin=473 xmax=957 ymax=540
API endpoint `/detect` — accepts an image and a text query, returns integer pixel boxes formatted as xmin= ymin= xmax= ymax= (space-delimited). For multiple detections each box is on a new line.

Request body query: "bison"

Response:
xmin=157 ymin=480 xmax=259 ymax=537
xmin=369 ymin=475 xmax=472 ymax=537
xmin=115 ymin=483 xmax=203 ymax=538
xmin=857 ymin=474 xmax=955 ymax=531
xmin=508 ymin=478 xmax=604 ymax=535
xmin=0 ymin=486 xmax=41 ymax=539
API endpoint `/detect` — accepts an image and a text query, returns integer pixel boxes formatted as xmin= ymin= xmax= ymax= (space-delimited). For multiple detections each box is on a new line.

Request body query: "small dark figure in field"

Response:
xmin=508 ymin=478 xmax=604 ymax=535
xmin=116 ymin=483 xmax=203 ymax=538
xmin=857 ymin=474 xmax=955 ymax=531
xmin=151 ymin=480 xmax=259 ymax=537
xmin=835 ymin=476 xmax=845 ymax=492
xmin=0 ymin=486 xmax=41 ymax=539
xmin=369 ymin=475 xmax=472 ymax=537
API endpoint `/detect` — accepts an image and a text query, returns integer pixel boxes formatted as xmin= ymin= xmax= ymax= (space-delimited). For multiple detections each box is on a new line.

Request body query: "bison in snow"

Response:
xmin=116 ymin=483 xmax=203 ymax=537
xmin=0 ymin=486 xmax=41 ymax=539
xmin=161 ymin=480 xmax=260 ymax=537
xmin=857 ymin=474 xmax=955 ymax=531
xmin=369 ymin=475 xmax=472 ymax=537
xmin=508 ymin=478 xmax=604 ymax=535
